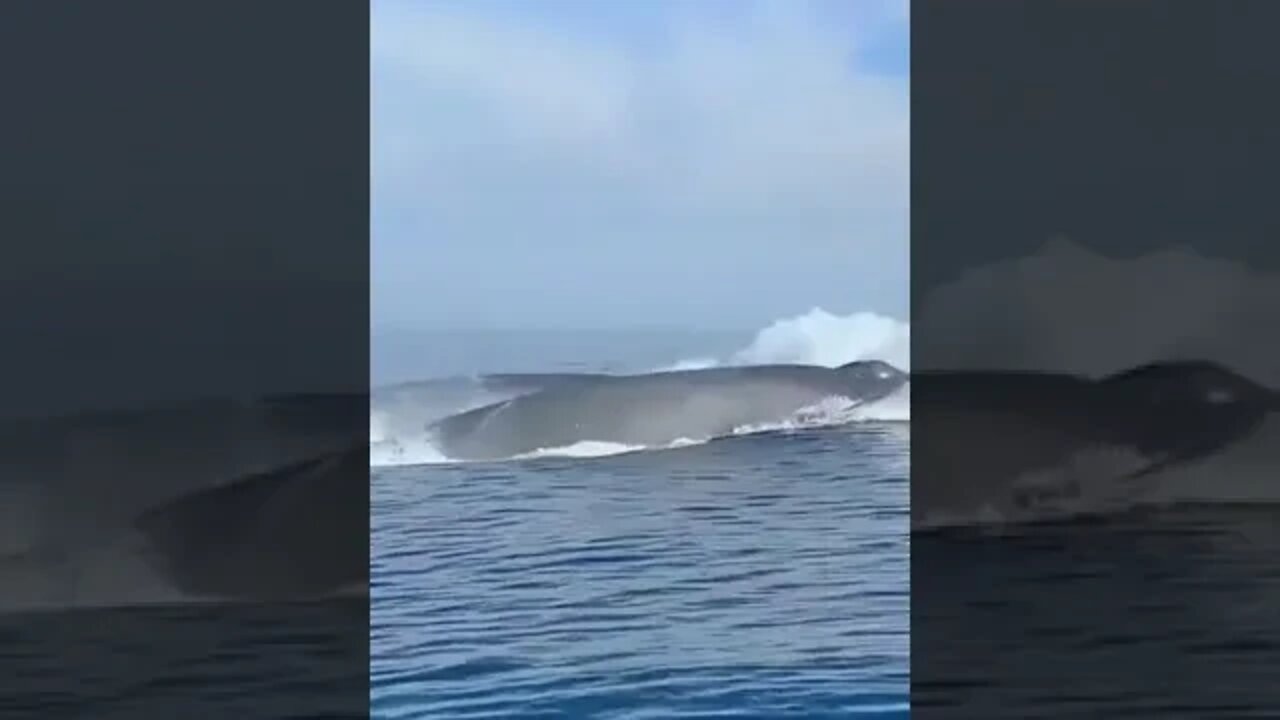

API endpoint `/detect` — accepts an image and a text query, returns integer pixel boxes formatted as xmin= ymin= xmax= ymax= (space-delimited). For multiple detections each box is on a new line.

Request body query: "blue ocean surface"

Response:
xmin=371 ymin=422 xmax=908 ymax=719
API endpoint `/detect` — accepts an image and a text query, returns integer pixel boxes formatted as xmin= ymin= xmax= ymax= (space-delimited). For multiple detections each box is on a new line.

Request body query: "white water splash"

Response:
xmin=514 ymin=440 xmax=647 ymax=460
xmin=730 ymin=307 xmax=910 ymax=371
xmin=371 ymin=434 xmax=448 ymax=467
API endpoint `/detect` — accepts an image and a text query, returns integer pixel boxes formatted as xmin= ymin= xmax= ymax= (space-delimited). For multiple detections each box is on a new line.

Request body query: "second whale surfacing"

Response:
xmin=428 ymin=360 xmax=909 ymax=461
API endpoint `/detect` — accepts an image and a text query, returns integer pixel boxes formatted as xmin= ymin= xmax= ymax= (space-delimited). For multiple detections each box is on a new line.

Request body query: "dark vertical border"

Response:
xmin=0 ymin=2 xmax=369 ymax=717
xmin=913 ymin=1 xmax=1280 ymax=717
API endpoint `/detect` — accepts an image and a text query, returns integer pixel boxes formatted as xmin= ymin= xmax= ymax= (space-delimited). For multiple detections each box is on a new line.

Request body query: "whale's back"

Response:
xmin=430 ymin=363 xmax=901 ymax=460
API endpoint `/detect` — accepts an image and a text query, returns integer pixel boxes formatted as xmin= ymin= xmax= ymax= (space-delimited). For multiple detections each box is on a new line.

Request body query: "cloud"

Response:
xmin=371 ymin=0 xmax=907 ymax=329
xmin=915 ymin=237 xmax=1280 ymax=384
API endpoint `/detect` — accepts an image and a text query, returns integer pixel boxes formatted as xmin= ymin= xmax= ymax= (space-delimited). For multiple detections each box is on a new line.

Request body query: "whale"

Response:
xmin=427 ymin=360 xmax=908 ymax=461
xmin=910 ymin=359 xmax=1280 ymax=528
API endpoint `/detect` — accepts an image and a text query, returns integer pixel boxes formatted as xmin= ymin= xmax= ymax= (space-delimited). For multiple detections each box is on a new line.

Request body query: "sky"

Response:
xmin=913 ymin=0 xmax=1280 ymax=303
xmin=911 ymin=0 xmax=1280 ymax=378
xmin=372 ymin=0 xmax=908 ymax=332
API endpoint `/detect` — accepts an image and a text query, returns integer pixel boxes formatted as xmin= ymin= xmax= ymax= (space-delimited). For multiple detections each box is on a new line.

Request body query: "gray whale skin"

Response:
xmin=430 ymin=360 xmax=908 ymax=461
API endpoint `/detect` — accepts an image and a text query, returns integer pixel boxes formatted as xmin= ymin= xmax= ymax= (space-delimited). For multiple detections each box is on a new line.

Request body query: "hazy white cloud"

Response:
xmin=372 ymin=0 xmax=907 ymax=330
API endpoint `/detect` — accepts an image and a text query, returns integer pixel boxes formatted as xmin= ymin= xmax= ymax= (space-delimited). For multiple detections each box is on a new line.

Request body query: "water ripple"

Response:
xmin=373 ymin=425 xmax=908 ymax=718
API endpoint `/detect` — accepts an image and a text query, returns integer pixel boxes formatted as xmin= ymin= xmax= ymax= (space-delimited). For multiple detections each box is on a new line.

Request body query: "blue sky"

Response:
xmin=372 ymin=0 xmax=908 ymax=332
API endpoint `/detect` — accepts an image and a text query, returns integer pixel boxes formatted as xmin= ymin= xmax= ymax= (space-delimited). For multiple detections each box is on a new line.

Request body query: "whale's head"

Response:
xmin=1098 ymin=360 xmax=1279 ymax=471
xmin=836 ymin=359 xmax=909 ymax=404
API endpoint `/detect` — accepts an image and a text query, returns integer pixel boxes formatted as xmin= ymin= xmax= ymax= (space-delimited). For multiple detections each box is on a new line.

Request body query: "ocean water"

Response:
xmin=911 ymin=400 xmax=1280 ymax=717
xmin=909 ymin=242 xmax=1280 ymax=717
xmin=372 ymin=424 xmax=908 ymax=719
xmin=915 ymin=506 xmax=1280 ymax=718
xmin=2 ymin=600 xmax=367 ymax=718
xmin=370 ymin=312 xmax=911 ymax=719
xmin=0 ymin=397 xmax=369 ymax=717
